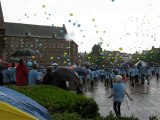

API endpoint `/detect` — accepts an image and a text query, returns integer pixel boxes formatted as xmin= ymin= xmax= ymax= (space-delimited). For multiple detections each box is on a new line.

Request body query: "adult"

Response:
xmin=146 ymin=67 xmax=151 ymax=85
xmin=140 ymin=66 xmax=146 ymax=84
xmin=2 ymin=64 xmax=10 ymax=84
xmin=42 ymin=66 xmax=53 ymax=85
xmin=16 ymin=59 xmax=29 ymax=86
xmin=28 ymin=64 xmax=41 ymax=85
xmin=155 ymin=67 xmax=160 ymax=81
xmin=108 ymin=75 xmax=133 ymax=117
xmin=8 ymin=63 xmax=16 ymax=84
xmin=0 ymin=70 xmax=4 ymax=86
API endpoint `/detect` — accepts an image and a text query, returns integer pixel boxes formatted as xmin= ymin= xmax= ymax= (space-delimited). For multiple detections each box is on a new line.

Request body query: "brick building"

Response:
xmin=0 ymin=2 xmax=78 ymax=66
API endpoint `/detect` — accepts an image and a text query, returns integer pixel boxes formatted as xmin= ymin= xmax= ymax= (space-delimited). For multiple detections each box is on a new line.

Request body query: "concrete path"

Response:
xmin=84 ymin=77 xmax=160 ymax=120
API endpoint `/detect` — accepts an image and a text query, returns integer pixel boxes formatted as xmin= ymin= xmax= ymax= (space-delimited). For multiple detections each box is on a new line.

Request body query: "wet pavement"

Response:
xmin=84 ymin=77 xmax=160 ymax=120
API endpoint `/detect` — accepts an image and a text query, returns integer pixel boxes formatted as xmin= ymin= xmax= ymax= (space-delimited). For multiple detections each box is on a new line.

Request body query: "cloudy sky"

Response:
xmin=1 ymin=0 xmax=160 ymax=53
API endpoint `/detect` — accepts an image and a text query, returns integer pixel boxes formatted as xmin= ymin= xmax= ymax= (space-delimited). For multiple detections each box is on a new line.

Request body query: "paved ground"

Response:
xmin=84 ymin=77 xmax=160 ymax=120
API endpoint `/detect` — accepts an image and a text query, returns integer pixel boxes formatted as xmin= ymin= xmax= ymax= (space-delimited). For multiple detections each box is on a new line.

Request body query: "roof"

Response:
xmin=0 ymin=2 xmax=5 ymax=30
xmin=4 ymin=22 xmax=67 ymax=39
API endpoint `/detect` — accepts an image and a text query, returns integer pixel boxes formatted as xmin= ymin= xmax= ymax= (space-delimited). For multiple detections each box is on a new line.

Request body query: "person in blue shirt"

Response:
xmin=28 ymin=63 xmax=41 ymax=85
xmin=8 ymin=63 xmax=16 ymax=84
xmin=108 ymin=75 xmax=133 ymax=116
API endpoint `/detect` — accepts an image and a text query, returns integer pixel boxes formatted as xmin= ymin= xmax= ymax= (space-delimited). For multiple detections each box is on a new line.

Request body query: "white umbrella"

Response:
xmin=134 ymin=61 xmax=147 ymax=67
xmin=51 ymin=63 xmax=58 ymax=66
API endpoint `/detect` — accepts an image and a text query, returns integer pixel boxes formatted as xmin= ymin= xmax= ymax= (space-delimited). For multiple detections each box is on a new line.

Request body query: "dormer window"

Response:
xmin=26 ymin=32 xmax=31 ymax=37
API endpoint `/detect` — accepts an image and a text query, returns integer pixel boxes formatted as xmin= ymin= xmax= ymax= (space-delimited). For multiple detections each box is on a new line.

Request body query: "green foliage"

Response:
xmin=104 ymin=112 xmax=139 ymax=120
xmin=8 ymin=85 xmax=99 ymax=118
xmin=91 ymin=43 xmax=102 ymax=56
xmin=53 ymin=112 xmax=82 ymax=120
xmin=149 ymin=115 xmax=159 ymax=120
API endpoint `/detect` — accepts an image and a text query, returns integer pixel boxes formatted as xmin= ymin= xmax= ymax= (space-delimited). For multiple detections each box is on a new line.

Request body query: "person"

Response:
xmin=2 ymin=63 xmax=10 ymax=84
xmin=129 ymin=67 xmax=135 ymax=86
xmin=42 ymin=66 xmax=53 ymax=84
xmin=140 ymin=66 xmax=146 ymax=84
xmin=155 ymin=67 xmax=160 ymax=81
xmin=16 ymin=59 xmax=29 ymax=86
xmin=28 ymin=63 xmax=41 ymax=85
xmin=104 ymin=69 xmax=110 ymax=86
xmin=8 ymin=63 xmax=16 ymax=84
xmin=146 ymin=67 xmax=151 ymax=85
xmin=0 ymin=70 xmax=4 ymax=86
xmin=108 ymin=75 xmax=133 ymax=117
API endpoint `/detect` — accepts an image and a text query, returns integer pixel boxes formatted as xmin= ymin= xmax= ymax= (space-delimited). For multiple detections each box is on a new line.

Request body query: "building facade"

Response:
xmin=0 ymin=2 xmax=78 ymax=66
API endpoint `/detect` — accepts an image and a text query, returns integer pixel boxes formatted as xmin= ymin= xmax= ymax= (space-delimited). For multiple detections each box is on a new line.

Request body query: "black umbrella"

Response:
xmin=50 ymin=68 xmax=80 ymax=90
xmin=11 ymin=48 xmax=41 ymax=57
xmin=73 ymin=67 xmax=87 ymax=77
xmin=148 ymin=62 xmax=159 ymax=67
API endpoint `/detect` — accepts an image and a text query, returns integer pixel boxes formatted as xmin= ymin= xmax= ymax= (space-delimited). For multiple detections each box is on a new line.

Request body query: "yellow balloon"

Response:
xmin=64 ymin=52 xmax=67 ymax=55
xmin=119 ymin=47 xmax=123 ymax=51
xmin=50 ymin=57 xmax=53 ymax=60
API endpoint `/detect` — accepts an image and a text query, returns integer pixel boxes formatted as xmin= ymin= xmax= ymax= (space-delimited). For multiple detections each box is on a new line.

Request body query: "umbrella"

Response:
xmin=11 ymin=48 xmax=41 ymax=57
xmin=148 ymin=62 xmax=159 ymax=67
xmin=51 ymin=63 xmax=58 ymax=66
xmin=73 ymin=67 xmax=87 ymax=77
xmin=50 ymin=68 xmax=80 ymax=90
xmin=0 ymin=86 xmax=52 ymax=120
xmin=134 ymin=61 xmax=147 ymax=67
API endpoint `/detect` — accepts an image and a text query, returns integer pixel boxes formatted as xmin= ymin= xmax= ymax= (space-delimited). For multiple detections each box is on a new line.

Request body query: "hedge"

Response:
xmin=7 ymin=85 xmax=99 ymax=118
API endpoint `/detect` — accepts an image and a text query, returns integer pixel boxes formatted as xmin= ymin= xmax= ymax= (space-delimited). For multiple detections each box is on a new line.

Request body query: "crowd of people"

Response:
xmin=77 ymin=65 xmax=160 ymax=92
xmin=0 ymin=59 xmax=48 ymax=86
xmin=0 ymin=59 xmax=160 ymax=117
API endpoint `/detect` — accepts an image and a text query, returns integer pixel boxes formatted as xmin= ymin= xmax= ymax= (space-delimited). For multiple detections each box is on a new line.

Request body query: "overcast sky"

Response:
xmin=1 ymin=0 xmax=160 ymax=53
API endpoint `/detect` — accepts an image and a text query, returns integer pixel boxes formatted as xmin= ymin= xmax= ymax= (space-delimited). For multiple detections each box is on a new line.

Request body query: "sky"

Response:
xmin=1 ymin=0 xmax=160 ymax=54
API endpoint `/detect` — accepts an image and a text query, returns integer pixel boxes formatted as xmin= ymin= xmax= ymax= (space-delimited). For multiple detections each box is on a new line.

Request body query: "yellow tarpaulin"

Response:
xmin=0 ymin=101 xmax=38 ymax=120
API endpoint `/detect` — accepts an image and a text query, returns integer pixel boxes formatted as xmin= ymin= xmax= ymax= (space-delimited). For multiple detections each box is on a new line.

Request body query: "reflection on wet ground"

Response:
xmin=84 ymin=77 xmax=160 ymax=120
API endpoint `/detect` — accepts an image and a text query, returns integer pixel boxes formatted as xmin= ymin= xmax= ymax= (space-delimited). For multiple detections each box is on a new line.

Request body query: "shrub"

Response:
xmin=8 ymin=85 xmax=99 ymax=118
xmin=104 ymin=111 xmax=140 ymax=120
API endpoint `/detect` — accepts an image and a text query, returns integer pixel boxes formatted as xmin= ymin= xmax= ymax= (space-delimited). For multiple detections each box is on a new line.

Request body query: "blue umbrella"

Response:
xmin=0 ymin=86 xmax=53 ymax=120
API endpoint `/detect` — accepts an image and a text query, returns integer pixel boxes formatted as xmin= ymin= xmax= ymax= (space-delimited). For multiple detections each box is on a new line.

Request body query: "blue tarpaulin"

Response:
xmin=0 ymin=86 xmax=53 ymax=120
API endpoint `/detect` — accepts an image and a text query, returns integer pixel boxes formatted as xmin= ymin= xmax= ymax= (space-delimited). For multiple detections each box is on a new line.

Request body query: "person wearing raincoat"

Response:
xmin=16 ymin=59 xmax=29 ymax=86
xmin=108 ymin=75 xmax=133 ymax=117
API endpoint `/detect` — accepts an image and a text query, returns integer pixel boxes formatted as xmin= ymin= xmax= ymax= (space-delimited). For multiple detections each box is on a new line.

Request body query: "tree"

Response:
xmin=91 ymin=43 xmax=102 ymax=56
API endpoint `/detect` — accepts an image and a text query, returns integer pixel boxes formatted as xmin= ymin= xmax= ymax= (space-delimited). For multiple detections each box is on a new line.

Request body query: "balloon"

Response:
xmin=64 ymin=52 xmax=67 ymax=55
xmin=70 ymin=13 xmax=73 ymax=16
xmin=92 ymin=18 xmax=95 ymax=22
xmin=77 ymin=24 xmax=81 ymax=27
xmin=119 ymin=47 xmax=123 ymax=51
xmin=50 ymin=57 xmax=54 ymax=60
